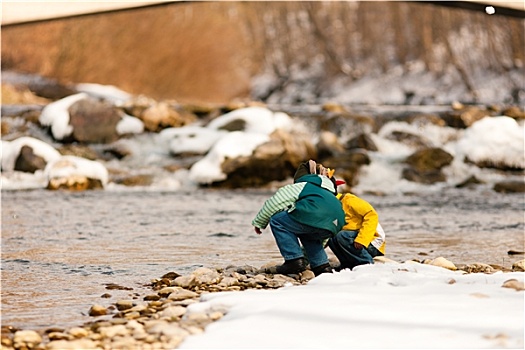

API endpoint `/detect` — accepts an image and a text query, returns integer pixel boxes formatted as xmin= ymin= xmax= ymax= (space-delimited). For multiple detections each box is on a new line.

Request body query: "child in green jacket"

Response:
xmin=252 ymin=165 xmax=345 ymax=276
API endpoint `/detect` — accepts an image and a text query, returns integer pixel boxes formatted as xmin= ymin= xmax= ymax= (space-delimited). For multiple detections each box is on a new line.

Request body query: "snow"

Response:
xmin=75 ymin=82 xmax=133 ymax=105
xmin=179 ymin=262 xmax=524 ymax=349
xmin=1 ymin=137 xmax=61 ymax=171
xmin=44 ymin=156 xmax=109 ymax=186
xmin=189 ymin=131 xmax=270 ymax=184
xmin=116 ymin=114 xmax=145 ymax=135
xmin=160 ymin=126 xmax=227 ymax=155
xmin=38 ymin=93 xmax=87 ymax=140
xmin=354 ymin=116 xmax=524 ymax=194
xmin=2 ymin=90 xmax=524 ymax=194
xmin=455 ymin=116 xmax=525 ymax=169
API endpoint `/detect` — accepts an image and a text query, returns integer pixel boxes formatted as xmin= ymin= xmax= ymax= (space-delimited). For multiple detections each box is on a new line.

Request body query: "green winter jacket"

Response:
xmin=252 ymin=174 xmax=345 ymax=235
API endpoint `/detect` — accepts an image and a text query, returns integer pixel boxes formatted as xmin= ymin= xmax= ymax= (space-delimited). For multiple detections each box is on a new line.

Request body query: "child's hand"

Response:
xmin=254 ymin=227 xmax=262 ymax=235
xmin=354 ymin=242 xmax=364 ymax=250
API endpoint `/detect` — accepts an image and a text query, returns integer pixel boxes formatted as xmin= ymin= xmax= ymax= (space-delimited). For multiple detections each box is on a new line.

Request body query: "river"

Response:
xmin=1 ymin=186 xmax=523 ymax=331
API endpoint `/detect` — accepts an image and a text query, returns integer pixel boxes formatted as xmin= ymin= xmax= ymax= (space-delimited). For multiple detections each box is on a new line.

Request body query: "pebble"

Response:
xmin=1 ymin=258 xmax=523 ymax=350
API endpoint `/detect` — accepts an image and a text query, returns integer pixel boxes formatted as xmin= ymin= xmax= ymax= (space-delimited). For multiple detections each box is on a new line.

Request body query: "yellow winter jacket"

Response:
xmin=337 ymin=193 xmax=386 ymax=254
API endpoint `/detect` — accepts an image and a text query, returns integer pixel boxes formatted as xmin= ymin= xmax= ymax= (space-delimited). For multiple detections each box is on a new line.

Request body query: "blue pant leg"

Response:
xmin=269 ymin=211 xmax=305 ymax=261
xmin=299 ymin=233 xmax=331 ymax=269
xmin=328 ymin=230 xmax=374 ymax=270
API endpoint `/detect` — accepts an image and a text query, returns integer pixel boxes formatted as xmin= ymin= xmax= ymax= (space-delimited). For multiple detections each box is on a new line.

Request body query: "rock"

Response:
xmin=384 ymin=130 xmax=430 ymax=149
xmin=402 ymin=167 xmax=447 ymax=184
xmin=158 ymin=286 xmax=181 ymax=297
xmin=493 ymin=181 xmax=525 ymax=193
xmin=402 ymin=147 xmax=453 ymax=184
xmin=502 ymin=106 xmax=525 ymax=120
xmin=167 ymin=289 xmax=199 ymax=301
xmin=502 ymin=279 xmax=525 ymax=291
xmin=68 ymin=97 xmax=122 ymax=143
xmin=316 ymin=131 xmax=345 ymax=159
xmin=13 ymin=330 xmax=42 ymax=348
xmin=88 ymin=304 xmax=107 ymax=316
xmin=460 ymin=263 xmax=495 ymax=274
xmin=373 ymin=256 xmax=399 ymax=264
xmin=144 ymin=294 xmax=161 ymax=301
xmin=115 ymin=300 xmax=135 ymax=311
xmin=345 ymin=133 xmax=378 ymax=151
xmin=427 ymin=257 xmax=457 ymax=271
xmin=112 ymin=174 xmax=154 ymax=187
xmin=68 ymin=327 xmax=88 ymax=338
xmin=455 ymin=175 xmax=484 ymax=188
xmin=443 ymin=106 xmax=491 ymax=128
xmin=140 ymin=102 xmax=197 ymax=132
xmin=45 ymin=156 xmax=108 ymax=191
xmin=57 ymin=144 xmax=100 ymax=160
xmin=47 ymin=175 xmax=104 ymax=191
xmin=512 ymin=259 xmax=525 ymax=272
xmin=160 ymin=306 xmax=187 ymax=319
xmin=98 ymin=324 xmax=128 ymax=338
xmin=320 ymin=149 xmax=371 ymax=187
xmin=172 ymin=275 xmax=198 ymax=289
xmin=46 ymin=339 xmax=98 ymax=350
xmin=208 ymin=129 xmax=316 ymax=188
xmin=14 ymin=145 xmax=47 ymax=173
xmin=404 ymin=147 xmax=454 ymax=172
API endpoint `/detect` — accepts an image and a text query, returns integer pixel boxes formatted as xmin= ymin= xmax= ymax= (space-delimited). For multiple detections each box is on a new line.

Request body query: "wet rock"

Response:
xmin=402 ymin=147 xmax=453 ymax=184
xmin=345 ymin=133 xmax=378 ymax=152
xmin=455 ymin=175 xmax=484 ymax=188
xmin=115 ymin=300 xmax=135 ymax=311
xmin=112 ymin=174 xmax=154 ymax=187
xmin=321 ymin=149 xmax=371 ymax=187
xmin=384 ymin=130 xmax=430 ymax=149
xmin=443 ymin=106 xmax=491 ymax=128
xmin=402 ymin=168 xmax=447 ymax=184
xmin=88 ymin=304 xmax=107 ymax=316
xmin=404 ymin=147 xmax=454 ymax=172
xmin=14 ymin=145 xmax=47 ymax=173
xmin=57 ymin=144 xmax=100 ymax=160
xmin=143 ymin=294 xmax=161 ymax=301
xmin=493 ymin=181 xmax=525 ymax=193
xmin=316 ymin=131 xmax=345 ymax=159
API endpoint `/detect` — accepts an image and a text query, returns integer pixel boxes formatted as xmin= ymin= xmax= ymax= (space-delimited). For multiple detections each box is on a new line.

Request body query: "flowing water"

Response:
xmin=1 ymin=186 xmax=524 ymax=331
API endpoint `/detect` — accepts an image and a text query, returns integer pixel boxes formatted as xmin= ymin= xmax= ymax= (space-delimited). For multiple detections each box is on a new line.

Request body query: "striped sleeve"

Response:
xmin=251 ymin=183 xmax=304 ymax=229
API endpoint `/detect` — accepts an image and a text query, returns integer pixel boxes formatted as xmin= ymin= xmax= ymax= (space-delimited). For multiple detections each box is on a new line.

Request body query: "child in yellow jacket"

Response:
xmin=293 ymin=160 xmax=386 ymax=271
xmin=328 ymin=190 xmax=386 ymax=271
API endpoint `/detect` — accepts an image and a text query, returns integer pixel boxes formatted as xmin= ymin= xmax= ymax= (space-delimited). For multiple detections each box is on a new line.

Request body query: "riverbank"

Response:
xmin=2 ymin=257 xmax=524 ymax=350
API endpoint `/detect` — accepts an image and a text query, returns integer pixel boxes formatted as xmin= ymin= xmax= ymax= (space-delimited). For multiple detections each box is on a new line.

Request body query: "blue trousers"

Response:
xmin=269 ymin=210 xmax=332 ymax=269
xmin=328 ymin=230 xmax=383 ymax=270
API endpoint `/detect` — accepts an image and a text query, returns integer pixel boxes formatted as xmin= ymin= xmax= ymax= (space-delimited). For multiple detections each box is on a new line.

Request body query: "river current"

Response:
xmin=1 ymin=186 xmax=524 ymax=331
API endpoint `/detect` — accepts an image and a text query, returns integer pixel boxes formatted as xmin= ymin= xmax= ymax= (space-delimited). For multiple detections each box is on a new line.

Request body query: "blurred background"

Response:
xmin=2 ymin=1 xmax=524 ymax=106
